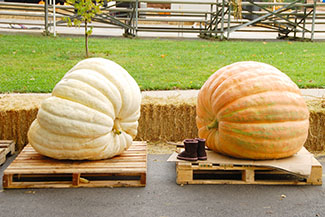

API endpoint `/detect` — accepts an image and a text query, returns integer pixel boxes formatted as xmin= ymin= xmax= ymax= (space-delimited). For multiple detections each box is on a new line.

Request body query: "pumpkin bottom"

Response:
xmin=208 ymin=144 xmax=303 ymax=160
xmin=206 ymin=136 xmax=307 ymax=160
xmin=28 ymin=120 xmax=133 ymax=160
xmin=201 ymin=129 xmax=308 ymax=160
xmin=199 ymin=117 xmax=309 ymax=160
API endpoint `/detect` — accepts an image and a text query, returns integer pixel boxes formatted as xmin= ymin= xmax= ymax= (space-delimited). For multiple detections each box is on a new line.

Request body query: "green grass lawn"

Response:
xmin=0 ymin=34 xmax=324 ymax=93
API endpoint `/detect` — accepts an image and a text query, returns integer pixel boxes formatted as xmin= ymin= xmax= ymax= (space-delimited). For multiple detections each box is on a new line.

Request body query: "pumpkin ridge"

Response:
xmin=31 ymin=135 xmax=106 ymax=152
xmin=38 ymin=109 xmax=112 ymax=138
xmin=209 ymin=67 xmax=293 ymax=103
xmin=218 ymin=134 xmax=306 ymax=158
xmin=219 ymin=119 xmax=309 ymax=139
xmin=29 ymin=122 xmax=110 ymax=151
xmin=32 ymin=140 xmax=113 ymax=159
xmin=218 ymin=90 xmax=305 ymax=113
xmin=53 ymin=95 xmax=112 ymax=119
xmin=206 ymin=129 xmax=220 ymax=152
xmin=219 ymin=118 xmax=309 ymax=124
xmin=218 ymin=106 xmax=309 ymax=123
xmin=53 ymin=86 xmax=114 ymax=118
xmin=212 ymin=69 xmax=296 ymax=93
xmin=40 ymin=97 xmax=113 ymax=127
xmin=211 ymin=73 xmax=299 ymax=112
xmin=217 ymin=91 xmax=308 ymax=123
xmin=120 ymin=108 xmax=141 ymax=122
xmin=211 ymin=87 xmax=300 ymax=118
xmin=205 ymin=61 xmax=265 ymax=94
xmin=69 ymin=60 xmax=141 ymax=120
xmin=67 ymin=66 xmax=133 ymax=117
xmin=202 ymin=64 xmax=249 ymax=112
xmin=56 ymin=76 xmax=111 ymax=99
xmin=199 ymin=90 xmax=305 ymax=125
xmin=61 ymin=72 xmax=122 ymax=114
xmin=66 ymin=68 xmax=118 ymax=89
xmin=197 ymin=90 xmax=214 ymax=119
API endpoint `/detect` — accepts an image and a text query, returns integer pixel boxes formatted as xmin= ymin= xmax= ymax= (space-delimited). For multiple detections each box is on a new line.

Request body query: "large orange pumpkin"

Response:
xmin=196 ymin=61 xmax=309 ymax=160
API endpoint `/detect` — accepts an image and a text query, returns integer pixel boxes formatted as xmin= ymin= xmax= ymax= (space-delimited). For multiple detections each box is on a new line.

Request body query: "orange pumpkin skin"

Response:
xmin=196 ymin=61 xmax=309 ymax=160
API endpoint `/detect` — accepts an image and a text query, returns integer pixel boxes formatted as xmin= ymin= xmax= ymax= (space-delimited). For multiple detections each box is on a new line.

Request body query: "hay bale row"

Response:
xmin=304 ymin=99 xmax=325 ymax=152
xmin=136 ymin=96 xmax=197 ymax=142
xmin=1 ymin=93 xmax=325 ymax=152
xmin=0 ymin=94 xmax=49 ymax=150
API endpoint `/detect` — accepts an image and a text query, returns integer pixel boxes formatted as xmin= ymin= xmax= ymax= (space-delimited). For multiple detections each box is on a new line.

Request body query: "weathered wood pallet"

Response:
xmin=3 ymin=141 xmax=147 ymax=189
xmin=0 ymin=140 xmax=15 ymax=166
xmin=176 ymin=157 xmax=322 ymax=185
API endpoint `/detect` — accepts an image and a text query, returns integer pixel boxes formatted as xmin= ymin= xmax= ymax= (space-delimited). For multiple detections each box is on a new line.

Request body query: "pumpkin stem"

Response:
xmin=113 ymin=119 xmax=122 ymax=135
xmin=207 ymin=119 xmax=219 ymax=130
xmin=113 ymin=128 xmax=121 ymax=135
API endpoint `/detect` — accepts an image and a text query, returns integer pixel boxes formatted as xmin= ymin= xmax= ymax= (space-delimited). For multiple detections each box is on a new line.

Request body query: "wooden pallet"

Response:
xmin=173 ymin=149 xmax=323 ymax=186
xmin=3 ymin=141 xmax=147 ymax=189
xmin=0 ymin=140 xmax=15 ymax=166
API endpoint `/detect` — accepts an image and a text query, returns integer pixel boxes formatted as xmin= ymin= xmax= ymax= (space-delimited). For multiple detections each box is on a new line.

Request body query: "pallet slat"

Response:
xmin=0 ymin=140 xmax=15 ymax=166
xmin=3 ymin=141 xmax=147 ymax=188
xmin=5 ymin=180 xmax=146 ymax=189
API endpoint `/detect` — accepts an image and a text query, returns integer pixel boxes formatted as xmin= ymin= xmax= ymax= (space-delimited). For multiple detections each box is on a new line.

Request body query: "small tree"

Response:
xmin=64 ymin=0 xmax=103 ymax=57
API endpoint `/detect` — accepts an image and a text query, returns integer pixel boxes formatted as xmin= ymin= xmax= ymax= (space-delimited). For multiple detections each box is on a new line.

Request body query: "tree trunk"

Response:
xmin=85 ymin=21 xmax=89 ymax=58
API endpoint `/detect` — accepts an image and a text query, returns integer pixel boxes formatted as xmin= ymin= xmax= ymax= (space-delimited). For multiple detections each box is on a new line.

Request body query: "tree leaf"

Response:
xmin=62 ymin=0 xmax=104 ymax=55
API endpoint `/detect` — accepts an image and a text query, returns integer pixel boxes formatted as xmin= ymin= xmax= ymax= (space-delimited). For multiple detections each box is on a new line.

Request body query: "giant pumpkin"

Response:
xmin=28 ymin=58 xmax=141 ymax=160
xmin=196 ymin=61 xmax=309 ymax=160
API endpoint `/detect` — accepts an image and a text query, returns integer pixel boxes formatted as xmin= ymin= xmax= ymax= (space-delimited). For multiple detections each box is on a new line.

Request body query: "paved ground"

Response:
xmin=4 ymin=88 xmax=324 ymax=99
xmin=143 ymin=88 xmax=325 ymax=100
xmin=0 ymin=153 xmax=325 ymax=217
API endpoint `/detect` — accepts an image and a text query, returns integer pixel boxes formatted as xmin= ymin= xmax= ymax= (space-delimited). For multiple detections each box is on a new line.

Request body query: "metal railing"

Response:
xmin=1 ymin=0 xmax=325 ymax=40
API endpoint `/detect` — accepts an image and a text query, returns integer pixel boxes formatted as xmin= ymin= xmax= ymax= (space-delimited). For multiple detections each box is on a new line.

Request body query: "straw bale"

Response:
xmin=305 ymin=98 xmax=325 ymax=152
xmin=135 ymin=96 xmax=198 ymax=142
xmin=1 ymin=93 xmax=325 ymax=153
xmin=0 ymin=94 xmax=50 ymax=150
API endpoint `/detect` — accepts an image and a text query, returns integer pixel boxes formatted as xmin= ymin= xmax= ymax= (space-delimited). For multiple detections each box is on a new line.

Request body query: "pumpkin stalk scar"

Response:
xmin=113 ymin=118 xmax=122 ymax=135
xmin=207 ymin=119 xmax=219 ymax=130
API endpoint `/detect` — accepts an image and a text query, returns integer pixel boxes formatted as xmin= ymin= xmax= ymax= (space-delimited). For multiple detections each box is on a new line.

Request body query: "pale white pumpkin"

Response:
xmin=28 ymin=58 xmax=141 ymax=160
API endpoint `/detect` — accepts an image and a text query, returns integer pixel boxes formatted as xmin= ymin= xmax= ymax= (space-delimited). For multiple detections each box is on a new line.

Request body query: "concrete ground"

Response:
xmin=0 ymin=153 xmax=324 ymax=217
xmin=143 ymin=88 xmax=325 ymax=100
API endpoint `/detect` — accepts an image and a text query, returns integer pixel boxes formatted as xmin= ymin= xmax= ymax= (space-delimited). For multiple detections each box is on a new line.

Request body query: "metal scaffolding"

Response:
xmin=0 ymin=0 xmax=324 ymax=40
xmin=227 ymin=0 xmax=319 ymax=41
